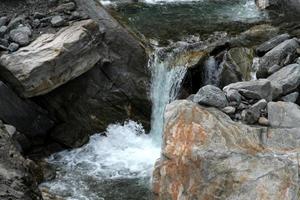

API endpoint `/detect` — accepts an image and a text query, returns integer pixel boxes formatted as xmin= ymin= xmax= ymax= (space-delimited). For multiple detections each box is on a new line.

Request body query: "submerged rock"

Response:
xmin=153 ymin=100 xmax=300 ymax=200
xmin=193 ymin=85 xmax=228 ymax=108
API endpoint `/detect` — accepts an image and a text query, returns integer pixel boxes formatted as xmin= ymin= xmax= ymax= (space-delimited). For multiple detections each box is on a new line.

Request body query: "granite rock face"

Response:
xmin=153 ymin=100 xmax=300 ymax=200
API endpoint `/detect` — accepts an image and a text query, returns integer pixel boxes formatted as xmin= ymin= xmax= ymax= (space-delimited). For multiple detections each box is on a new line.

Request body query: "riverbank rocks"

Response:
xmin=256 ymin=38 xmax=299 ymax=78
xmin=267 ymin=63 xmax=300 ymax=96
xmin=256 ymin=33 xmax=290 ymax=56
xmin=0 ymin=19 xmax=102 ymax=97
xmin=0 ymin=121 xmax=42 ymax=200
xmin=223 ymin=79 xmax=274 ymax=101
xmin=153 ymin=100 xmax=300 ymax=200
xmin=193 ymin=85 xmax=228 ymax=108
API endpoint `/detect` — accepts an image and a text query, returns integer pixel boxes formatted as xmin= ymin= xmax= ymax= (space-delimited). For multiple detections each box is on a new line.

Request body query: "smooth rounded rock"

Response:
xmin=193 ymin=85 xmax=228 ymax=108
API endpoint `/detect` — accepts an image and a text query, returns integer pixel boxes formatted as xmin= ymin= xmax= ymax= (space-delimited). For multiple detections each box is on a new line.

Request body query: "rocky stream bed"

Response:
xmin=1 ymin=0 xmax=300 ymax=200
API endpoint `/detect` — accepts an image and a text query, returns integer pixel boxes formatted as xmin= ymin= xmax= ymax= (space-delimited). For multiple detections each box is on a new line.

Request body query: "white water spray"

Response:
xmin=40 ymin=47 xmax=187 ymax=199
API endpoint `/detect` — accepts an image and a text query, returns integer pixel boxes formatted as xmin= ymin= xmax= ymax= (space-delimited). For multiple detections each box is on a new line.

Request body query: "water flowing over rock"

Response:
xmin=153 ymin=100 xmax=300 ymax=200
xmin=0 ymin=19 xmax=102 ymax=97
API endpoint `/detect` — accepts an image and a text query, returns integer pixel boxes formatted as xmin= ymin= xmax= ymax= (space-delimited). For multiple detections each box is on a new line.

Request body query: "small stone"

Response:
xmin=49 ymin=0 xmax=59 ymax=6
xmin=9 ymin=28 xmax=30 ymax=46
xmin=16 ymin=25 xmax=32 ymax=37
xmin=0 ymin=16 xmax=8 ymax=27
xmin=258 ymin=117 xmax=269 ymax=126
xmin=237 ymin=103 xmax=248 ymax=110
xmin=51 ymin=16 xmax=66 ymax=27
xmin=70 ymin=11 xmax=80 ymax=20
xmin=8 ymin=43 xmax=19 ymax=52
xmin=186 ymin=94 xmax=195 ymax=101
xmin=226 ymin=89 xmax=242 ymax=103
xmin=0 ymin=26 xmax=7 ymax=37
xmin=0 ymin=38 xmax=8 ymax=47
xmin=222 ymin=106 xmax=236 ymax=115
xmin=0 ymin=45 xmax=7 ymax=51
xmin=55 ymin=2 xmax=76 ymax=12
xmin=194 ymin=85 xmax=228 ymax=108
xmin=297 ymin=57 xmax=300 ymax=64
xmin=7 ymin=15 xmax=25 ymax=31
xmin=4 ymin=124 xmax=17 ymax=136
xmin=33 ymin=12 xmax=46 ymax=19
xmin=281 ymin=92 xmax=299 ymax=103
xmin=32 ymin=19 xmax=41 ymax=28
xmin=241 ymin=109 xmax=257 ymax=124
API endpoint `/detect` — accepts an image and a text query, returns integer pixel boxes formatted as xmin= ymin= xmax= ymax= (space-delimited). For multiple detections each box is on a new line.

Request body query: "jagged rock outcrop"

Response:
xmin=0 ymin=121 xmax=42 ymax=200
xmin=153 ymin=100 xmax=300 ymax=200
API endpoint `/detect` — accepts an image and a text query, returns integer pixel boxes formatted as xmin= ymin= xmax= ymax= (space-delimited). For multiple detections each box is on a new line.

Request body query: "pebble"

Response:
xmin=0 ymin=26 xmax=7 ymax=37
xmin=8 ymin=43 xmax=19 ymax=52
xmin=222 ymin=106 xmax=236 ymax=115
xmin=51 ymin=16 xmax=66 ymax=27
xmin=258 ymin=117 xmax=269 ymax=126
xmin=0 ymin=16 xmax=8 ymax=27
xmin=9 ymin=28 xmax=30 ymax=46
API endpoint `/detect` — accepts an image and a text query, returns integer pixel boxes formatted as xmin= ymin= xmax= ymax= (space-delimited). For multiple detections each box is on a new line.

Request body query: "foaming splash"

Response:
xmin=40 ymin=121 xmax=160 ymax=199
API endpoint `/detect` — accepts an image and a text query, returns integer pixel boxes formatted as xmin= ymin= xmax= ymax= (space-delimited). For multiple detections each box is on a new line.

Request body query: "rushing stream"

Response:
xmin=40 ymin=0 xmax=274 ymax=199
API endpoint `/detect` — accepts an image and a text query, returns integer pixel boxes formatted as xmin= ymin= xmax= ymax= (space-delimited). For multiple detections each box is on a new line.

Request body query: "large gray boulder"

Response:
xmin=153 ymin=100 xmax=299 ymax=200
xmin=34 ymin=1 xmax=150 ymax=147
xmin=193 ymin=85 xmax=228 ymax=108
xmin=267 ymin=64 xmax=300 ymax=96
xmin=0 ymin=121 xmax=42 ymax=200
xmin=223 ymin=79 xmax=275 ymax=101
xmin=256 ymin=33 xmax=290 ymax=56
xmin=256 ymin=39 xmax=299 ymax=78
xmin=0 ymin=81 xmax=53 ymax=138
xmin=268 ymin=101 xmax=300 ymax=128
xmin=0 ymin=19 xmax=102 ymax=97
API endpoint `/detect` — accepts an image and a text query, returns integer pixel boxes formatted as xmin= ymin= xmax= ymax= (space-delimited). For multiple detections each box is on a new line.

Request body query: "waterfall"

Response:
xmin=149 ymin=48 xmax=187 ymax=145
xmin=39 ymin=47 xmax=187 ymax=200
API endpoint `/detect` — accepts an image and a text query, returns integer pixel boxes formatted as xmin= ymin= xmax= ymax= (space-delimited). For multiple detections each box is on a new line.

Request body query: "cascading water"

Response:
xmin=39 ymin=47 xmax=187 ymax=200
xmin=149 ymin=48 xmax=187 ymax=144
